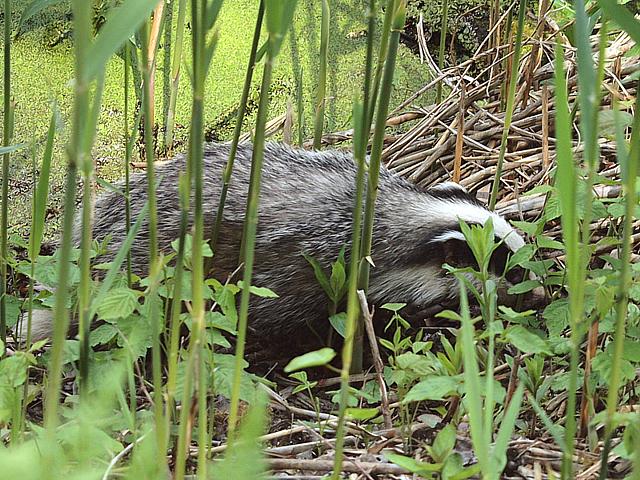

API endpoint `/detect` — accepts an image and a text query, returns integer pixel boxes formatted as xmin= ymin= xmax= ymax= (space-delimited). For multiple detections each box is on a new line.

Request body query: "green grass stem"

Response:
xmin=1 ymin=0 xmax=12 ymax=345
xmin=164 ymin=0 xmax=187 ymax=154
xmin=312 ymin=0 xmax=330 ymax=149
xmin=436 ymin=0 xmax=449 ymax=103
xmin=208 ymin=0 xmax=265 ymax=261
xmin=357 ymin=0 xmax=406 ymax=369
xmin=488 ymin=0 xmax=526 ymax=210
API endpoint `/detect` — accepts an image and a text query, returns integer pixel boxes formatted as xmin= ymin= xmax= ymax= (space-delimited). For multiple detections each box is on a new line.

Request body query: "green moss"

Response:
xmin=1 ymin=1 xmax=432 ymax=238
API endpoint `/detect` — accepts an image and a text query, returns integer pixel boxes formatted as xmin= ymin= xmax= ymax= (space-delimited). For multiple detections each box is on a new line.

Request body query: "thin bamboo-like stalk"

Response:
xmin=597 ymin=83 xmax=639 ymax=480
xmin=124 ymin=42 xmax=133 ymax=286
xmin=296 ymin=66 xmax=304 ymax=146
xmin=164 ymin=0 xmax=187 ymax=153
xmin=175 ymin=2 xmax=223 ymax=477
xmin=77 ymin=77 xmax=105 ymax=395
xmin=0 ymin=0 xmax=12 ymax=344
xmin=228 ymin=0 xmax=297 ymax=439
xmin=139 ymin=17 xmax=166 ymax=464
xmin=44 ymin=0 xmax=91 ymax=459
xmin=357 ymin=0 xmax=406 ymax=368
xmin=331 ymin=100 xmax=367 ymax=480
xmin=208 ymin=0 xmax=265 ymax=261
xmin=488 ymin=0 xmax=527 ymax=210
xmin=436 ymin=0 xmax=449 ymax=103
xmin=312 ymin=0 xmax=330 ymax=149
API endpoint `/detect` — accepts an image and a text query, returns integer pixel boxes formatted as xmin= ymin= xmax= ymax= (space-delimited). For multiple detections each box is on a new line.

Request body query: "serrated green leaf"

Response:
xmin=96 ymin=287 xmax=140 ymax=320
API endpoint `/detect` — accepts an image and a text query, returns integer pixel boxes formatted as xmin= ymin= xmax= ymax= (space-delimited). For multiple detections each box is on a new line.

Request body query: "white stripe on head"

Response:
xmin=429 ymin=181 xmax=468 ymax=193
xmin=410 ymin=197 xmax=526 ymax=252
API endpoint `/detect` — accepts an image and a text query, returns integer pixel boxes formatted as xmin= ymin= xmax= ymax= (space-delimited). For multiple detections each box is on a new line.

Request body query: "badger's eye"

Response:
xmin=505 ymin=265 xmax=525 ymax=285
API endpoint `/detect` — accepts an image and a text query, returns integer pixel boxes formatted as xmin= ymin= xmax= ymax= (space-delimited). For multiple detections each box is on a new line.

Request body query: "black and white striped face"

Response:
xmin=368 ymin=181 xmax=527 ymax=310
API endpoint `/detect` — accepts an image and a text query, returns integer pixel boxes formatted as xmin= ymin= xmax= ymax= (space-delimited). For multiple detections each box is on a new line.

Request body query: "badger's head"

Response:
xmin=369 ymin=181 xmax=535 ymax=312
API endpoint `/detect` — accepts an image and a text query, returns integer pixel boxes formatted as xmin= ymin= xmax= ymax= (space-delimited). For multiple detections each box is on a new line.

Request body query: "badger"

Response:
xmin=23 ymin=142 xmax=526 ymax=343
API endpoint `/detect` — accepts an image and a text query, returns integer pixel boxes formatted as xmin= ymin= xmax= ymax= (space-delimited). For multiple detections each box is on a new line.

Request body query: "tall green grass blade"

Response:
xmin=15 ymin=0 xmax=66 ymax=37
xmin=488 ymin=0 xmax=527 ymax=210
xmin=357 ymin=0 xmax=406 ymax=371
xmin=598 ymin=0 xmax=640 ymax=44
xmin=43 ymin=0 xmax=92 ymax=466
xmin=332 ymin=99 xmax=366 ymax=479
xmin=458 ymin=279 xmax=490 ymax=474
xmin=164 ymin=0 xmax=187 ymax=153
xmin=493 ymin=384 xmax=524 ymax=474
xmin=527 ymin=393 xmax=566 ymax=449
xmin=138 ymin=17 xmax=166 ymax=468
xmin=553 ymin=39 xmax=582 ymax=480
xmin=85 ymin=0 xmax=160 ymax=81
xmin=1 ymin=0 xmax=13 ymax=345
xmin=29 ymin=107 xmax=57 ymax=263
xmin=228 ymin=0 xmax=298 ymax=440
xmin=312 ymin=0 xmax=330 ymax=149
xmin=296 ymin=66 xmax=304 ymax=146
xmin=436 ymin=0 xmax=449 ymax=103
xmin=597 ymin=96 xmax=640 ymax=480
xmin=0 ymin=144 xmax=25 ymax=155
xmin=208 ymin=0 xmax=265 ymax=259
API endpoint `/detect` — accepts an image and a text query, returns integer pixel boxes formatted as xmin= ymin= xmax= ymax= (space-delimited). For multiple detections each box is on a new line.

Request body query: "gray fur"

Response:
xmin=27 ymin=142 xmax=525 ymax=341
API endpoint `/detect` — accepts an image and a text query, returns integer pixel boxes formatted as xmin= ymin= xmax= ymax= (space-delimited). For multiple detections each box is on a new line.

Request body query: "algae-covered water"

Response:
xmin=1 ymin=0 xmax=431 ymax=239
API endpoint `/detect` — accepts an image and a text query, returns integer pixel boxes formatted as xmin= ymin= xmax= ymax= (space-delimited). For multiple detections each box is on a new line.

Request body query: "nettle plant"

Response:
xmin=1 ymin=234 xmax=270 ymax=421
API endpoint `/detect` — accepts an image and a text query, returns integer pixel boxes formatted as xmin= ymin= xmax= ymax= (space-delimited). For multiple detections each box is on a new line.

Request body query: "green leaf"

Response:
xmin=236 ymin=281 xmax=278 ymax=298
xmin=345 ymin=407 xmax=379 ymax=421
xmin=85 ymin=0 xmax=160 ymax=81
xmin=95 ymin=287 xmax=140 ymax=320
xmin=16 ymin=0 xmax=66 ymax=36
xmin=404 ymin=375 xmax=459 ymax=403
xmin=384 ymin=452 xmax=440 ymax=475
xmin=599 ymin=0 xmax=640 ymax=46
xmin=30 ymin=105 xmax=58 ymax=260
xmin=117 ymin=315 xmax=152 ymax=359
xmin=492 ymin=384 xmax=524 ymax=474
xmin=381 ymin=303 xmax=406 ymax=313
xmin=89 ymin=323 xmax=118 ymax=347
xmin=329 ymin=312 xmax=347 ymax=338
xmin=303 ymin=253 xmax=331 ymax=297
xmin=429 ymin=423 xmax=457 ymax=463
xmin=503 ymin=326 xmax=551 ymax=355
xmin=598 ymin=109 xmax=633 ymax=139
xmin=284 ymin=347 xmax=336 ymax=372
xmin=507 ymin=279 xmax=541 ymax=295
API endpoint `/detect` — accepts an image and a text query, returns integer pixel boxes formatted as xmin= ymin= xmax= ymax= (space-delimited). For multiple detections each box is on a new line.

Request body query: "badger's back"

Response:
xmin=90 ymin=142 xmax=522 ymax=338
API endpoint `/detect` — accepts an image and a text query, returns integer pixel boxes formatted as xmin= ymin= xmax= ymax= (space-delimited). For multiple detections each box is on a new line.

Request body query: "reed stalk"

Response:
xmin=174 ymin=1 xmax=223 ymax=476
xmin=1 ymin=0 xmax=12 ymax=345
xmin=296 ymin=66 xmax=304 ymax=146
xmin=44 ymin=0 xmax=91 ymax=457
xmin=164 ymin=0 xmax=187 ymax=154
xmin=139 ymin=17 xmax=166 ymax=462
xmin=488 ymin=0 xmax=526 ymax=211
xmin=367 ymin=1 xmax=394 ymax=129
xmin=596 ymin=96 xmax=640 ymax=480
xmin=435 ymin=0 xmax=449 ymax=103
xmin=228 ymin=0 xmax=297 ymax=439
xmin=552 ymin=40 xmax=583 ymax=480
xmin=312 ymin=0 xmax=330 ymax=149
xmin=331 ymin=99 xmax=367 ymax=480
xmin=208 ymin=0 xmax=265 ymax=260
xmin=124 ymin=42 xmax=133 ymax=286
xmin=357 ymin=0 xmax=406 ymax=369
